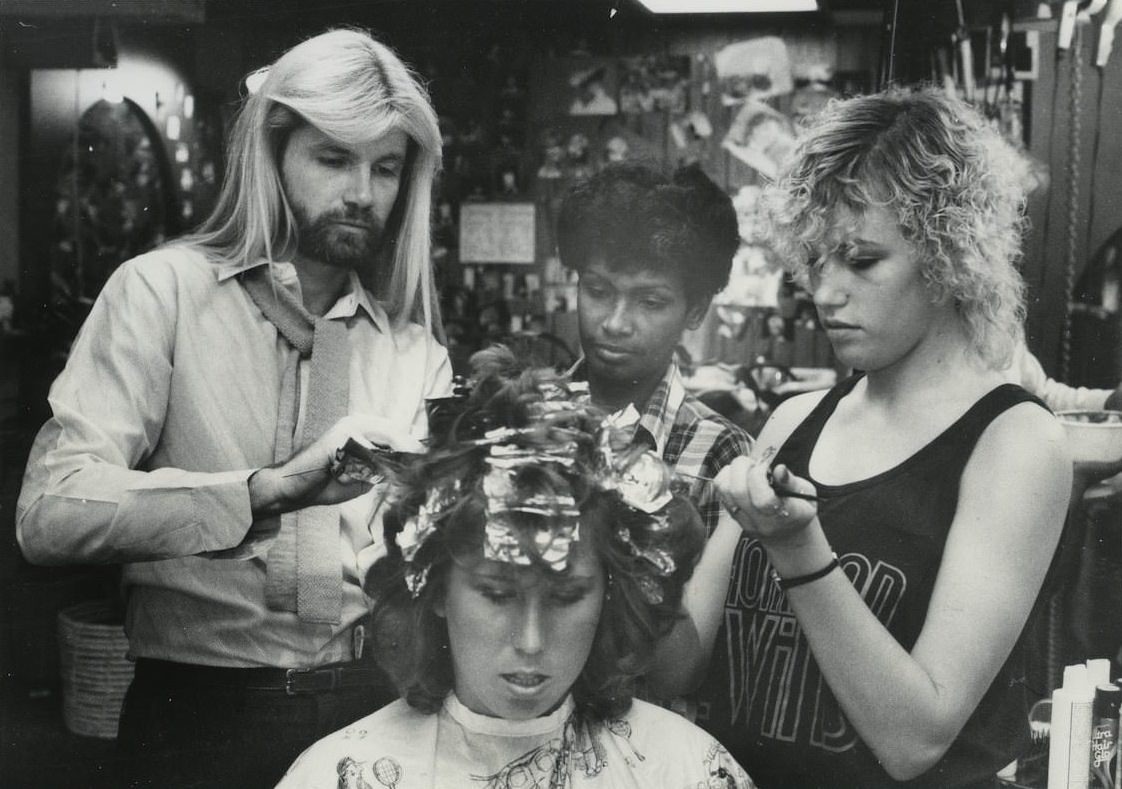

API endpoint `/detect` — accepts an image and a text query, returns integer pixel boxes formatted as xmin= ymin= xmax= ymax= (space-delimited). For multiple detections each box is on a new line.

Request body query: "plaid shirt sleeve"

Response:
xmin=664 ymin=404 xmax=754 ymax=537
xmin=693 ymin=424 xmax=754 ymax=536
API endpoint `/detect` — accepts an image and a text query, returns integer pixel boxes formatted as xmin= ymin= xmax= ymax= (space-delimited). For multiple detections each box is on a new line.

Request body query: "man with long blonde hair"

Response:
xmin=17 ymin=28 xmax=450 ymax=787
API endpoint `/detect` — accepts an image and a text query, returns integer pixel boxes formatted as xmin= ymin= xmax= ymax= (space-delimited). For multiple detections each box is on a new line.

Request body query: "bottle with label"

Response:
xmin=1091 ymin=683 xmax=1120 ymax=789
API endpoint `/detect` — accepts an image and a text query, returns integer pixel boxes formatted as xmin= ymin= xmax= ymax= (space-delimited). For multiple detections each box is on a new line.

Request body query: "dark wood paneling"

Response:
xmin=1023 ymin=20 xmax=1122 ymax=381
xmin=0 ymin=0 xmax=206 ymax=22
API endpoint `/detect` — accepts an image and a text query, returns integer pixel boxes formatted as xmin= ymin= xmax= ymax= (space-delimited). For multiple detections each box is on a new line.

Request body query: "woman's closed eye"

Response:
xmin=549 ymin=587 xmax=592 ymax=606
xmin=846 ymin=256 xmax=880 ymax=271
xmin=841 ymin=242 xmax=886 ymax=270
xmin=476 ymin=583 xmax=592 ymax=606
xmin=476 ymin=583 xmax=518 ymax=603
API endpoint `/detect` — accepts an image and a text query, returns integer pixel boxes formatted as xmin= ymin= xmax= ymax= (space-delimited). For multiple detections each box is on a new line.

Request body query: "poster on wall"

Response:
xmin=567 ymin=60 xmax=619 ymax=116
xmin=618 ymin=55 xmax=690 ymax=115
xmin=531 ymin=57 xmax=620 ymax=119
xmin=460 ymin=202 xmax=537 ymax=264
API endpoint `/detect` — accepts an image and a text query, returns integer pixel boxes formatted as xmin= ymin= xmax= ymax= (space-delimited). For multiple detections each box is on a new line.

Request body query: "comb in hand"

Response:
xmin=331 ymin=438 xmax=419 ymax=483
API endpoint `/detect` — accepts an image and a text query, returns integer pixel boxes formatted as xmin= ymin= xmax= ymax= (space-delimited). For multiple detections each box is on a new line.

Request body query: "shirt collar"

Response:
xmin=217 ymin=259 xmax=391 ymax=335
xmin=443 ymin=692 xmax=574 ymax=738
xmin=636 ymin=361 xmax=686 ymax=456
xmin=567 ymin=358 xmax=685 ymax=456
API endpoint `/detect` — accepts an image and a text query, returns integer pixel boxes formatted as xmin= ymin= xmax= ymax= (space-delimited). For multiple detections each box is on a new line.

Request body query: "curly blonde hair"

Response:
xmin=762 ymin=87 xmax=1030 ymax=369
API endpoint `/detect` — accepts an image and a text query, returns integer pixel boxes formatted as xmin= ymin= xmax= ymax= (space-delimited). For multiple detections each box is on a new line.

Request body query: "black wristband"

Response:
xmin=770 ymin=552 xmax=839 ymax=591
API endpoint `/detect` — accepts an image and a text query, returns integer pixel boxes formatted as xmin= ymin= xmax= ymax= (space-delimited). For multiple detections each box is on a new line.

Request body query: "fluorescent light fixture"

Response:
xmin=634 ymin=0 xmax=817 ymax=12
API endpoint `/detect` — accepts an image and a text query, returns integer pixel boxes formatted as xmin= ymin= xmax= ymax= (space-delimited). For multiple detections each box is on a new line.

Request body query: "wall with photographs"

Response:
xmin=10 ymin=4 xmax=880 ymax=378
xmin=426 ymin=20 xmax=878 ymax=373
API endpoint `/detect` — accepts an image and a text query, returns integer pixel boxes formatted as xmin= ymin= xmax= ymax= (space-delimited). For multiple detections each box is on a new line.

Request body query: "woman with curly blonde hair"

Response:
xmin=765 ymin=85 xmax=1030 ymax=369
xmin=657 ymin=88 xmax=1072 ymax=788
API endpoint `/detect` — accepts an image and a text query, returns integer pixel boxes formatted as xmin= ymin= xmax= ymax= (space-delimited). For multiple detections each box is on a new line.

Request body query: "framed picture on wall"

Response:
xmin=618 ymin=55 xmax=690 ymax=115
xmin=532 ymin=57 xmax=620 ymax=120
xmin=459 ymin=202 xmax=537 ymax=264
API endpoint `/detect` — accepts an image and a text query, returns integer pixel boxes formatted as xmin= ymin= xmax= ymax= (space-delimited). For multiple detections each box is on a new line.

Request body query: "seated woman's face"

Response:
xmin=437 ymin=541 xmax=605 ymax=720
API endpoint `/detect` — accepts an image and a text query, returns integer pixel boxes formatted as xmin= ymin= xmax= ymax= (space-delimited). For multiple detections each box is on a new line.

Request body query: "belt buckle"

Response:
xmin=285 ymin=667 xmax=338 ymax=695
xmin=353 ymin=624 xmax=366 ymax=660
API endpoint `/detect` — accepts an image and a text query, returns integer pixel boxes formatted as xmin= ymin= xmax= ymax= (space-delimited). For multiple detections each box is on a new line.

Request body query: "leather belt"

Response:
xmin=277 ymin=665 xmax=386 ymax=695
xmin=134 ymin=657 xmax=391 ymax=696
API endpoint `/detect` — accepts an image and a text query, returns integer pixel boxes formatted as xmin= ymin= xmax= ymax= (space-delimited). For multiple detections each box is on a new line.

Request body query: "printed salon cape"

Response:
xmin=277 ymin=693 xmax=754 ymax=789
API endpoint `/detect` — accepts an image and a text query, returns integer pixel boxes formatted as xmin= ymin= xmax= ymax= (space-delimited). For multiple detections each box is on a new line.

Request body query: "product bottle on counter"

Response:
xmin=1116 ymin=701 xmax=1122 ymax=789
xmin=1050 ymin=664 xmax=1094 ymax=789
xmin=1091 ymin=683 xmax=1120 ymax=789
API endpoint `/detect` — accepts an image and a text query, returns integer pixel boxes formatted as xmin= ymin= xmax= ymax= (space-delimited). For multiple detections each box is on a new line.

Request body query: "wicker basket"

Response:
xmin=57 ymin=600 xmax=134 ymax=739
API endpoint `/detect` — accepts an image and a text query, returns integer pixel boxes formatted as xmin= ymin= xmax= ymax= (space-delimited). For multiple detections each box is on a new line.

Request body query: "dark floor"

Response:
xmin=0 ymin=685 xmax=120 ymax=789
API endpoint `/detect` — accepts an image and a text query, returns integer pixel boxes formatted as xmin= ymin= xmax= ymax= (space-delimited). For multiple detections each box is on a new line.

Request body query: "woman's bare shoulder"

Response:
xmin=979 ymin=397 xmax=1069 ymax=464
xmin=755 ymin=389 xmax=832 ymax=449
xmin=963 ymin=398 xmax=1072 ymax=519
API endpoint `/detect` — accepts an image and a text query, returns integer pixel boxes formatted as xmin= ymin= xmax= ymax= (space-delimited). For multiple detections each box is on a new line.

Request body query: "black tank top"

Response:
xmin=695 ymin=374 xmax=1051 ymax=789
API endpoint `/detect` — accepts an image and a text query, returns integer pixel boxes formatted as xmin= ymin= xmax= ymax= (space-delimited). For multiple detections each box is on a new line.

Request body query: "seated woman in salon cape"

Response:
xmin=277 ymin=349 xmax=755 ymax=789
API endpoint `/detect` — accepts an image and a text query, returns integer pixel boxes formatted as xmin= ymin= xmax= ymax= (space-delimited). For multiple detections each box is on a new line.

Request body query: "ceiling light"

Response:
xmin=634 ymin=0 xmax=818 ymax=12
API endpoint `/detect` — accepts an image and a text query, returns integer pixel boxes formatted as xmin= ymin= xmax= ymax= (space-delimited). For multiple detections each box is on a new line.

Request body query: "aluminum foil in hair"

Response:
xmin=613 ymin=449 xmax=673 ymax=514
xmin=404 ymin=563 xmax=431 ymax=597
xmin=482 ymin=461 xmax=582 ymax=571
xmin=615 ymin=524 xmax=676 ymax=578
xmin=483 ymin=509 xmax=581 ymax=571
xmin=397 ymin=480 xmax=459 ymax=596
xmin=391 ymin=376 xmax=682 ymax=601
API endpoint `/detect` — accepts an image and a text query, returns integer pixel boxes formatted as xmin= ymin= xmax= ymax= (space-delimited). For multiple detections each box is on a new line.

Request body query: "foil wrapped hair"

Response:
xmin=379 ymin=369 xmax=682 ymax=603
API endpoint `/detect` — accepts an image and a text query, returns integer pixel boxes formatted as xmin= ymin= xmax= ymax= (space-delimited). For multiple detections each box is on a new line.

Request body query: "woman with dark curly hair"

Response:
xmin=277 ymin=348 xmax=755 ymax=789
xmin=661 ymin=87 xmax=1073 ymax=788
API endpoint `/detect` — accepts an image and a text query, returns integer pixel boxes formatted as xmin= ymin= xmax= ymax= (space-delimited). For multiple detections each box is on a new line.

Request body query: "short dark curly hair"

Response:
xmin=556 ymin=162 xmax=739 ymax=302
xmin=365 ymin=347 xmax=706 ymax=722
